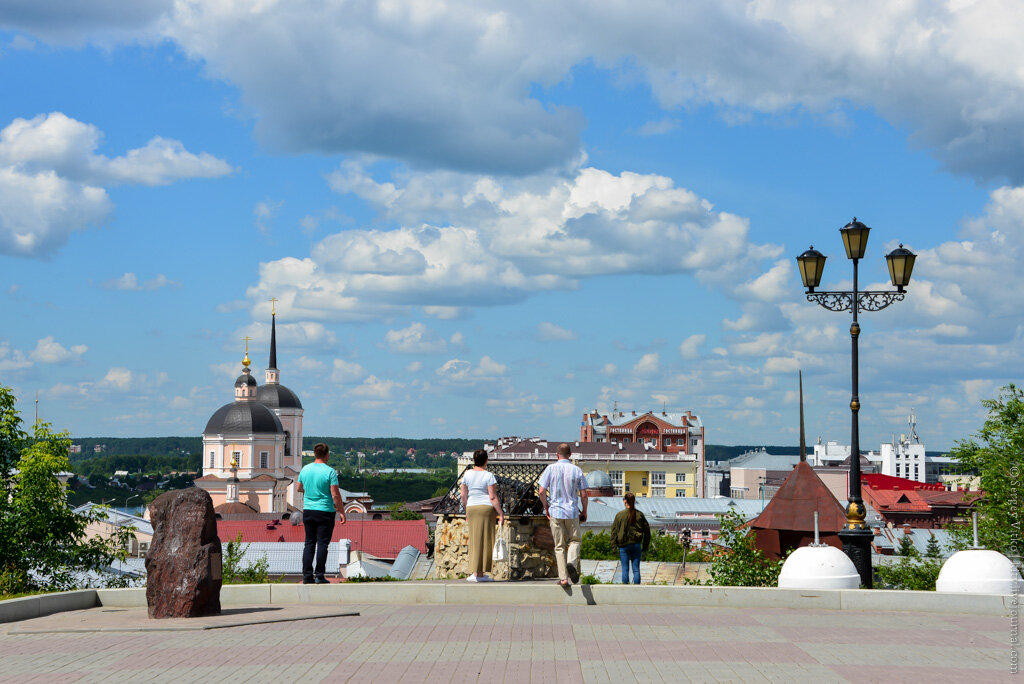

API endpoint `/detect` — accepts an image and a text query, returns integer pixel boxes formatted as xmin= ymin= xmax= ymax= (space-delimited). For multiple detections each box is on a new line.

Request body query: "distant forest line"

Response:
xmin=65 ymin=437 xmax=948 ymax=468
xmin=68 ymin=436 xmax=486 ymax=461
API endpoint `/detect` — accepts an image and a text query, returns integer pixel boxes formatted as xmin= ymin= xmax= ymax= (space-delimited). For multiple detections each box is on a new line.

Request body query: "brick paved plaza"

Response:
xmin=0 ymin=601 xmax=1016 ymax=683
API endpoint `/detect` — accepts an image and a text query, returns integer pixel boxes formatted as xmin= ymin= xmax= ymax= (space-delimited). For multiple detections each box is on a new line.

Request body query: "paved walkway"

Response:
xmin=0 ymin=603 xmax=1016 ymax=683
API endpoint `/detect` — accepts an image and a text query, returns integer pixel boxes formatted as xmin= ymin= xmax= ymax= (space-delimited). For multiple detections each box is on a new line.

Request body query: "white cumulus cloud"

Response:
xmin=383 ymin=322 xmax=447 ymax=354
xmin=29 ymin=336 xmax=87 ymax=364
xmin=0 ymin=112 xmax=231 ymax=257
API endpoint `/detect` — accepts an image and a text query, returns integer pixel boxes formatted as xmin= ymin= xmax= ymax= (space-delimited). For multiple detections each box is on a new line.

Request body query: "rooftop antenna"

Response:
xmin=909 ymin=408 xmax=920 ymax=443
xmin=34 ymin=391 xmax=39 ymax=427
xmin=799 ymin=370 xmax=807 ymax=463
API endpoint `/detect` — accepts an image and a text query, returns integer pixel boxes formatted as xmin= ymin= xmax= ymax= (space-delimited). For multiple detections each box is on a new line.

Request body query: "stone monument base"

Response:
xmin=431 ymin=515 xmax=558 ymax=580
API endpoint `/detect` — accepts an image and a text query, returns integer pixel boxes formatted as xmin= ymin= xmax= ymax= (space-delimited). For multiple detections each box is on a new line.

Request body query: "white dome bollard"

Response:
xmin=936 ymin=549 xmax=1024 ymax=594
xmin=778 ymin=545 xmax=861 ymax=590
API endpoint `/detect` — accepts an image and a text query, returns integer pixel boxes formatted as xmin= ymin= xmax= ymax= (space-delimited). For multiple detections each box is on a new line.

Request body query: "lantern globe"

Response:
xmin=796 ymin=246 xmax=827 ymax=292
xmin=840 ymin=217 xmax=871 ymax=260
xmin=885 ymin=244 xmax=916 ymax=292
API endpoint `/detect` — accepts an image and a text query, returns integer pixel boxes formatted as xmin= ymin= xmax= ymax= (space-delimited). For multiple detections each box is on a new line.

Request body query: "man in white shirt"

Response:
xmin=537 ymin=443 xmax=588 ymax=585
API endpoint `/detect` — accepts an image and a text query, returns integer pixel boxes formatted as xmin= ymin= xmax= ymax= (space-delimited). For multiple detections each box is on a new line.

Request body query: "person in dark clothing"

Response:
xmin=610 ymin=492 xmax=651 ymax=584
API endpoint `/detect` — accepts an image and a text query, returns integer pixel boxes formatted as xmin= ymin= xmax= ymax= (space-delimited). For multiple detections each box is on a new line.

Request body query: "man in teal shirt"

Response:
xmin=297 ymin=443 xmax=346 ymax=584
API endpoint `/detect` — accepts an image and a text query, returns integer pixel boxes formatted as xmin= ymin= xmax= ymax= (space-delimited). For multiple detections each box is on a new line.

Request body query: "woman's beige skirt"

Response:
xmin=466 ymin=505 xmax=497 ymax=576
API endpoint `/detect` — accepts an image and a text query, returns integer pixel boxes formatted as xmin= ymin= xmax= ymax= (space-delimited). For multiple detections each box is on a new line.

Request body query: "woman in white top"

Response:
xmin=460 ymin=448 xmax=505 ymax=582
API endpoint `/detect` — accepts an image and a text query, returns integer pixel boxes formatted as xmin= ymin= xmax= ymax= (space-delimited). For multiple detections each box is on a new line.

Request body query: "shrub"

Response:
xmin=875 ymin=556 xmax=942 ymax=591
xmin=707 ymin=510 xmax=783 ymax=587
xmin=222 ymin=534 xmax=276 ymax=584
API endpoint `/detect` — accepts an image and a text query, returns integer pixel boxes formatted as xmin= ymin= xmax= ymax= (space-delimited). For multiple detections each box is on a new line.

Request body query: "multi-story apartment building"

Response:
xmin=580 ymin=409 xmax=705 ymax=496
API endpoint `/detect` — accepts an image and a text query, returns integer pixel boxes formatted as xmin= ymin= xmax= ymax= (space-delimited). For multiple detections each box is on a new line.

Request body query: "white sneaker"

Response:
xmin=478 ymin=575 xmax=494 ymax=582
xmin=466 ymin=574 xmax=478 ymax=582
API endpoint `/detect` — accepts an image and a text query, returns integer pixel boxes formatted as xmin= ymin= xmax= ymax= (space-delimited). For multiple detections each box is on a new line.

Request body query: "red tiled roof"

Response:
xmin=917 ymin=490 xmax=983 ymax=507
xmin=863 ymin=488 xmax=931 ymax=511
xmin=216 ymin=518 xmax=428 ymax=559
xmin=861 ymin=474 xmax=944 ymax=491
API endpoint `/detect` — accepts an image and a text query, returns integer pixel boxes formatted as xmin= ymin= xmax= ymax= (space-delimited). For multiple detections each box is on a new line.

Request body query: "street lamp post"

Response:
xmin=796 ymin=218 xmax=916 ymax=588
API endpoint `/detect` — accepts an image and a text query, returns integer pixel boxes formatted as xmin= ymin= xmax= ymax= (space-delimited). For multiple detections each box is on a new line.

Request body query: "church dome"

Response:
xmin=205 ymin=401 xmax=283 ymax=435
xmin=258 ymin=383 xmax=303 ymax=410
xmin=235 ymin=373 xmax=258 ymax=389
xmin=586 ymin=470 xmax=613 ymax=490
xmin=584 ymin=470 xmax=616 ymax=497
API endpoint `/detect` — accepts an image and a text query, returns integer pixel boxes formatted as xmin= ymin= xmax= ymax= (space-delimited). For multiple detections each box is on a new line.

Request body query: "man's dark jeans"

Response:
xmin=302 ymin=509 xmax=336 ymax=581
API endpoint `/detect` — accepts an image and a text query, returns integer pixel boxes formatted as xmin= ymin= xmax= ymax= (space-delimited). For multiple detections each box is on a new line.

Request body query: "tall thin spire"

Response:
xmin=799 ymin=370 xmax=807 ymax=463
xmin=268 ymin=310 xmax=278 ymax=371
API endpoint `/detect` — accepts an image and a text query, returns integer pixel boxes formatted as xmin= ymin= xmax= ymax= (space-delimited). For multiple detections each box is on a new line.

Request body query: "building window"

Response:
xmin=675 ymin=490 xmax=687 ymax=497
xmin=675 ymin=472 xmax=686 ymax=483
xmin=260 ymin=451 xmax=269 ymax=469
xmin=641 ymin=477 xmax=648 ymax=488
xmin=622 ymin=438 xmax=631 ymax=443
xmin=232 ymin=451 xmax=241 ymax=468
xmin=677 ymin=438 xmax=685 ymax=446
xmin=691 ymin=439 xmax=699 ymax=450
xmin=625 ymin=483 xmax=630 ymax=492
xmin=609 ymin=471 xmax=623 ymax=486
xmin=651 ymin=472 xmax=666 ymax=486
xmin=208 ymin=451 xmax=214 ymax=468
xmin=651 ymin=487 xmax=666 ymax=497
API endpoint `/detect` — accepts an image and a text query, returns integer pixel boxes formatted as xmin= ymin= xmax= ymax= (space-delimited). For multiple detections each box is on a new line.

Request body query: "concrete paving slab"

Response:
xmin=0 ymin=603 xmax=1014 ymax=683
xmin=5 ymin=605 xmax=358 ymax=633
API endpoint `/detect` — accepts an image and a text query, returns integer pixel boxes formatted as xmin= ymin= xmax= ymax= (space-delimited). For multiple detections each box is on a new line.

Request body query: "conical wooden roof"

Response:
xmin=750 ymin=461 xmax=846 ymax=533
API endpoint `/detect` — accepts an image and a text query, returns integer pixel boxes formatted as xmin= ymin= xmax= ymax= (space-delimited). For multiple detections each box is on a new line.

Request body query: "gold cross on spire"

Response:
xmin=242 ymin=335 xmax=252 ymax=368
xmin=269 ymin=297 xmax=278 ymax=315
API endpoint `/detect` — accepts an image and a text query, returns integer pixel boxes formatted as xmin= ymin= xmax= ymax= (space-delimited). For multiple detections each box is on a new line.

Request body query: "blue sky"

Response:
xmin=1 ymin=1 xmax=1021 ymax=450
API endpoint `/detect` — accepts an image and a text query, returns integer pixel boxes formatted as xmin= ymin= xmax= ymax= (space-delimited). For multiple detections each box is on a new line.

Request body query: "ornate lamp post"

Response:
xmin=796 ymin=218 xmax=916 ymax=588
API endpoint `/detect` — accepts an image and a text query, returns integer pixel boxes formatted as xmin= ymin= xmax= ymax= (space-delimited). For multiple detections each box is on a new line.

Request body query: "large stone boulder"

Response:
xmin=145 ymin=488 xmax=222 ymax=618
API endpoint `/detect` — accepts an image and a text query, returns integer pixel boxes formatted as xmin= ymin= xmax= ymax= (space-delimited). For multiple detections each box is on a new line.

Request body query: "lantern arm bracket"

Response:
xmin=806 ymin=290 xmax=905 ymax=313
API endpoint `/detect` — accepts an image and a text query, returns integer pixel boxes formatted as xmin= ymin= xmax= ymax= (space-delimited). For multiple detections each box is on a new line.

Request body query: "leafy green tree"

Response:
xmin=0 ymin=385 xmax=133 ymax=594
xmin=707 ymin=510 xmax=783 ymax=587
xmin=949 ymin=383 xmax=1024 ymax=558
xmin=925 ymin=534 xmax=943 ymax=559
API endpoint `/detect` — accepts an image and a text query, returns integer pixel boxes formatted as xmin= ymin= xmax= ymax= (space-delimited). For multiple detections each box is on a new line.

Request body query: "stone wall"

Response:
xmin=432 ymin=515 xmax=558 ymax=580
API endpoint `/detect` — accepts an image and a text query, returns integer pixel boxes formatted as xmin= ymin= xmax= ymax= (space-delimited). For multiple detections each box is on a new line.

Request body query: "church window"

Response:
xmin=209 ymin=451 xmax=214 ymax=468
xmin=260 ymin=452 xmax=269 ymax=469
xmin=284 ymin=431 xmax=291 ymax=456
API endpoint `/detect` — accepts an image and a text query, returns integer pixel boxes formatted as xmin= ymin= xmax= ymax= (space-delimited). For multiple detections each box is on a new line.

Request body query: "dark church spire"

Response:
xmin=799 ymin=370 xmax=807 ymax=463
xmin=268 ymin=297 xmax=278 ymax=371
